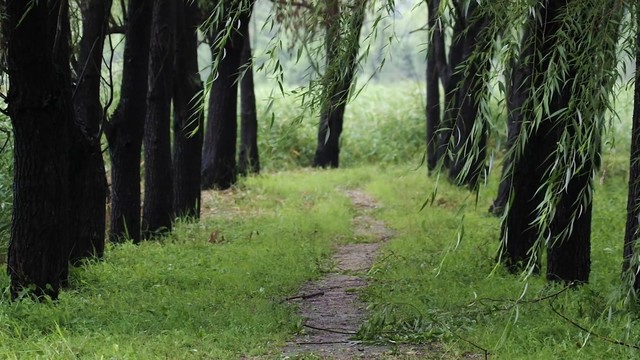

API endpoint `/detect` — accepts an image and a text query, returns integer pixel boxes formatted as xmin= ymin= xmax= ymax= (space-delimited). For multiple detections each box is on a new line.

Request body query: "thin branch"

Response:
xmin=282 ymin=291 xmax=325 ymax=302
xmin=269 ymin=0 xmax=314 ymax=10
xmin=304 ymin=323 xmax=357 ymax=335
xmin=107 ymin=25 xmax=125 ymax=34
xmin=549 ymin=296 xmax=640 ymax=350
xmin=295 ymin=340 xmax=352 ymax=345
xmin=99 ymin=32 xmax=118 ymax=143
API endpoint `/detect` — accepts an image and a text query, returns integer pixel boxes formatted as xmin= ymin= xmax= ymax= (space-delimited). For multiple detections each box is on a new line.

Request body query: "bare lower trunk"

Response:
xmin=70 ymin=0 xmax=111 ymax=262
xmin=173 ymin=0 xmax=204 ymax=218
xmin=106 ymin=0 xmax=153 ymax=243
xmin=201 ymin=1 xmax=254 ymax=189
xmin=142 ymin=0 xmax=176 ymax=237
xmin=313 ymin=0 xmax=366 ymax=168
xmin=6 ymin=0 xmax=73 ymax=299
xmin=238 ymin=26 xmax=260 ymax=176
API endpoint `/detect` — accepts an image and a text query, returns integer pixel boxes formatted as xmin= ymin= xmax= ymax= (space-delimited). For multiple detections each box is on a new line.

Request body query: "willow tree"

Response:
xmin=70 ymin=0 xmax=112 ymax=261
xmin=312 ymin=0 xmax=367 ymax=168
xmin=493 ymin=0 xmax=621 ymax=283
xmin=238 ymin=26 xmax=260 ymax=176
xmin=426 ymin=0 xmax=491 ymax=188
xmin=143 ymin=0 xmax=176 ymax=236
xmin=106 ymin=0 xmax=153 ymax=243
xmin=201 ymin=0 xmax=255 ymax=190
xmin=426 ymin=0 xmax=443 ymax=172
xmin=173 ymin=0 xmax=205 ymax=218
xmin=623 ymin=2 xmax=640 ymax=296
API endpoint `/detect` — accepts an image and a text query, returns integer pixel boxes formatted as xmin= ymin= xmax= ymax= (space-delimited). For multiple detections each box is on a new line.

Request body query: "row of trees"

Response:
xmin=10 ymin=0 xmax=640 ymax=301
xmin=424 ymin=0 xmax=640 ymax=295
xmin=3 ymin=0 xmax=256 ymax=299
xmin=2 ymin=0 xmax=374 ymax=299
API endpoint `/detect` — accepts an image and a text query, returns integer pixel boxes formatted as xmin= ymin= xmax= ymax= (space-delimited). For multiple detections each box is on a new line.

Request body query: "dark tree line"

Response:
xmin=2 ymin=0 xmax=376 ymax=299
xmin=2 ymin=0 xmax=261 ymax=299
xmin=6 ymin=0 xmax=640 ymax=301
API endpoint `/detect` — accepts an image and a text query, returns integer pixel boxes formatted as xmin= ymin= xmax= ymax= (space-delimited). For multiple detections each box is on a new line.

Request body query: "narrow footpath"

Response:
xmin=281 ymin=190 xmax=423 ymax=359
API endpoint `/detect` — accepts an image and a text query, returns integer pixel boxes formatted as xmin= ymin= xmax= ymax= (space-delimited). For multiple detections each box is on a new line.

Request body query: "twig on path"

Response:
xmin=281 ymin=291 xmax=325 ymax=303
xmin=295 ymin=340 xmax=354 ymax=345
xmin=304 ymin=323 xmax=357 ymax=335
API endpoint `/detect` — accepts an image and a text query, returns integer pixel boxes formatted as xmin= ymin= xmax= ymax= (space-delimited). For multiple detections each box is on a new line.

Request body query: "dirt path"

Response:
xmin=280 ymin=190 xmax=423 ymax=359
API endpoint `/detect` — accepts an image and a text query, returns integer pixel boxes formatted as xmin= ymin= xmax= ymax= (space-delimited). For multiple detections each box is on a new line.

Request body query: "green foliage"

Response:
xmin=255 ymin=82 xmax=426 ymax=170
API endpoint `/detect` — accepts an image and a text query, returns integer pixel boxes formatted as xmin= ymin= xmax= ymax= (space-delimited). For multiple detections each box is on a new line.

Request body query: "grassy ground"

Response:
xmin=0 ymin=169 xmax=376 ymax=358
xmin=0 ymin=159 xmax=636 ymax=359
xmin=358 ymin=160 xmax=635 ymax=359
xmin=0 ymin=82 xmax=637 ymax=358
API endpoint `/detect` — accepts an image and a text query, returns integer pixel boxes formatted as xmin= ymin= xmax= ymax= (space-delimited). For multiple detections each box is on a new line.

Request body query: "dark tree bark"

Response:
xmin=434 ymin=1 xmax=466 ymax=166
xmin=173 ymin=0 xmax=204 ymax=219
xmin=201 ymin=0 xmax=254 ymax=189
xmin=70 ymin=0 xmax=112 ymax=262
xmin=425 ymin=0 xmax=442 ymax=172
xmin=6 ymin=0 xmax=73 ymax=299
xmin=142 ymin=0 xmax=176 ymax=237
xmin=447 ymin=3 xmax=489 ymax=188
xmin=545 ymin=2 xmax=619 ymax=284
xmin=546 ymin=161 xmax=593 ymax=284
xmin=238 ymin=24 xmax=260 ymax=176
xmin=499 ymin=0 xmax=607 ymax=284
xmin=498 ymin=3 xmax=559 ymax=273
xmin=489 ymin=60 xmax=523 ymax=216
xmin=105 ymin=0 xmax=153 ymax=243
xmin=312 ymin=0 xmax=367 ymax=168
xmin=623 ymin=9 xmax=640 ymax=290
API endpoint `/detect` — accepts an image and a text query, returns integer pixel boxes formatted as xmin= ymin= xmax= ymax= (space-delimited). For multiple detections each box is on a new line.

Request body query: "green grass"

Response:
xmin=254 ymin=81 xmax=426 ymax=171
xmin=356 ymin=156 xmax=638 ymax=359
xmin=0 ymin=159 xmax=636 ymax=359
xmin=0 ymin=169 xmax=373 ymax=359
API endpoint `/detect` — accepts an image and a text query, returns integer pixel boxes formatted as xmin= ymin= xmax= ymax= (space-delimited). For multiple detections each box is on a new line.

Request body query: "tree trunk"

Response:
xmin=498 ymin=2 xmax=559 ymax=273
xmin=6 ymin=0 xmax=73 ymax=299
xmin=201 ymin=1 xmax=253 ymax=189
xmin=547 ymin=163 xmax=592 ymax=284
xmin=623 ymin=8 xmax=640 ymax=290
xmin=425 ymin=0 xmax=441 ymax=172
xmin=447 ymin=2 xmax=489 ymax=188
xmin=70 ymin=0 xmax=111 ymax=262
xmin=312 ymin=0 xmax=366 ymax=168
xmin=106 ymin=0 xmax=153 ymax=243
xmin=499 ymin=0 xmax=607 ymax=284
xmin=173 ymin=0 xmax=204 ymax=219
xmin=489 ymin=60 xmax=523 ymax=216
xmin=435 ymin=0 xmax=466 ymax=167
xmin=142 ymin=0 xmax=176 ymax=237
xmin=238 ymin=24 xmax=260 ymax=176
